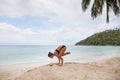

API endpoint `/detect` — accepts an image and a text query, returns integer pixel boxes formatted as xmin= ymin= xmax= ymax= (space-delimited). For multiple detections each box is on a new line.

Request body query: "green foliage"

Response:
xmin=76 ymin=28 xmax=120 ymax=45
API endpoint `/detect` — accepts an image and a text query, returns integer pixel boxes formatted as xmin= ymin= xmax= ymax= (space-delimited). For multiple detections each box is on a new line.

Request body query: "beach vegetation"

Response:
xmin=76 ymin=28 xmax=120 ymax=45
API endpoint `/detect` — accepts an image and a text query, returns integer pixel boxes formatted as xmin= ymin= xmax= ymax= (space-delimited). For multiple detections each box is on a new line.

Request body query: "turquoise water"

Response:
xmin=0 ymin=45 xmax=120 ymax=66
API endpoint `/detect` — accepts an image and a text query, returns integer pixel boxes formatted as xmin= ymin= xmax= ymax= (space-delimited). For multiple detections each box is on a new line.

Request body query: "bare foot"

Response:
xmin=58 ymin=64 xmax=63 ymax=66
xmin=56 ymin=63 xmax=60 ymax=65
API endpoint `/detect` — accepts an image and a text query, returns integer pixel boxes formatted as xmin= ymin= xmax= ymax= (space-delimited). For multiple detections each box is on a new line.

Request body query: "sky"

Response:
xmin=0 ymin=0 xmax=120 ymax=45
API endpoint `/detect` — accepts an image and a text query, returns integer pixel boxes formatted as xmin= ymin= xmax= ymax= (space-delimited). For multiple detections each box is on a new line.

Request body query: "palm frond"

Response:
xmin=81 ymin=0 xmax=120 ymax=23
xmin=117 ymin=0 xmax=120 ymax=6
xmin=91 ymin=0 xmax=104 ymax=19
xmin=112 ymin=0 xmax=120 ymax=15
xmin=82 ymin=0 xmax=91 ymax=11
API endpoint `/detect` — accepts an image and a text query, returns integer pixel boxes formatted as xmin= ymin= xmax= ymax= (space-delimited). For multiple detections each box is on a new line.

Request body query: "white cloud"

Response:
xmin=0 ymin=0 xmax=120 ymax=45
xmin=0 ymin=0 xmax=119 ymax=24
xmin=0 ymin=22 xmax=90 ymax=45
xmin=0 ymin=21 xmax=120 ymax=45
xmin=0 ymin=23 xmax=55 ymax=44
xmin=0 ymin=0 xmax=25 ymax=17
xmin=0 ymin=0 xmax=82 ymax=23
xmin=0 ymin=23 xmax=70 ymax=45
xmin=0 ymin=23 xmax=25 ymax=43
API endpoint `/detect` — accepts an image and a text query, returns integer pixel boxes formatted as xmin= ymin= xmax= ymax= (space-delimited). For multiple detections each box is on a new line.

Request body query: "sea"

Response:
xmin=0 ymin=45 xmax=120 ymax=66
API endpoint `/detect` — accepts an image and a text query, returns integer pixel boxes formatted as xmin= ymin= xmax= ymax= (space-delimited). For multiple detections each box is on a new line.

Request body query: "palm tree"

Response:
xmin=82 ymin=0 xmax=120 ymax=23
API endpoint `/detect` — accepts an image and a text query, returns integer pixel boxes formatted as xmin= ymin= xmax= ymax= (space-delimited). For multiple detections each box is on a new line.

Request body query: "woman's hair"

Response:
xmin=48 ymin=52 xmax=53 ymax=57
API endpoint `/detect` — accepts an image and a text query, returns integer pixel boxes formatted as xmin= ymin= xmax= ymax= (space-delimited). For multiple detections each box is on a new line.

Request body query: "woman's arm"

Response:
xmin=56 ymin=58 xmax=60 ymax=65
xmin=60 ymin=57 xmax=63 ymax=66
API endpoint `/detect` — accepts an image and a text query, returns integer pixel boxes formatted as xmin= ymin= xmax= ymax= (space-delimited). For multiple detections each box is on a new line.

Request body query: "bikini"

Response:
xmin=55 ymin=45 xmax=66 ymax=54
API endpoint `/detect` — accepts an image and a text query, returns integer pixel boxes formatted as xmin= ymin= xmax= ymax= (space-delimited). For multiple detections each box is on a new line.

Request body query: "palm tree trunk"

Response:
xmin=106 ymin=0 xmax=109 ymax=23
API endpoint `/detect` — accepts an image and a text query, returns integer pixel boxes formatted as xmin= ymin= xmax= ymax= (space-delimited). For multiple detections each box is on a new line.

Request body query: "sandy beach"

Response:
xmin=0 ymin=56 xmax=120 ymax=80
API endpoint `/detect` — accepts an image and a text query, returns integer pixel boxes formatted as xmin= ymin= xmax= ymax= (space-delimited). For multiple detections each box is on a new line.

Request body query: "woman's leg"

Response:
xmin=59 ymin=47 xmax=66 ymax=57
xmin=58 ymin=47 xmax=66 ymax=66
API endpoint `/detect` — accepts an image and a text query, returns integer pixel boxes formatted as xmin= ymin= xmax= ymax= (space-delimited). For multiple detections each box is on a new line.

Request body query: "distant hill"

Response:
xmin=75 ymin=28 xmax=120 ymax=45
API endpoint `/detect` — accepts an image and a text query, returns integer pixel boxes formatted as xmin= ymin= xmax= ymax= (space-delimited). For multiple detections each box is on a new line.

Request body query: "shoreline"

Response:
xmin=0 ymin=55 xmax=120 ymax=80
xmin=0 ymin=53 xmax=120 ymax=71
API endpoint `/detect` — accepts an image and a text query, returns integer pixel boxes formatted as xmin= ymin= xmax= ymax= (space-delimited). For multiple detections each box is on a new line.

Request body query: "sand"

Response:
xmin=0 ymin=57 xmax=120 ymax=80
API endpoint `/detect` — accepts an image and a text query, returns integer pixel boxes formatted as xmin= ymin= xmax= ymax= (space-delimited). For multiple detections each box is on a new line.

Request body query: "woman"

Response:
xmin=48 ymin=45 xmax=70 ymax=66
